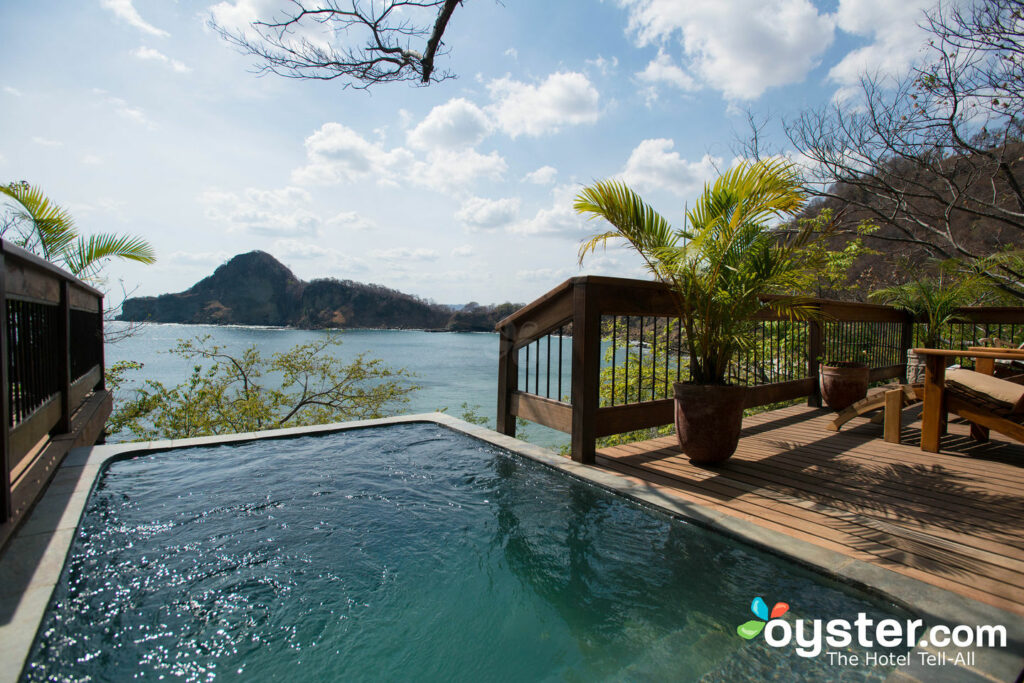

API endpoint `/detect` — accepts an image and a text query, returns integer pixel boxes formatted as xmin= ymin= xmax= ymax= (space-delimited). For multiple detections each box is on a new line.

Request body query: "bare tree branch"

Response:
xmin=210 ymin=0 xmax=466 ymax=89
xmin=779 ymin=0 xmax=1024 ymax=299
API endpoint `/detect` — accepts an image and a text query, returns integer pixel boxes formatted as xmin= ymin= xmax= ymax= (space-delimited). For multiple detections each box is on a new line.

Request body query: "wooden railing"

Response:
xmin=496 ymin=276 xmax=1024 ymax=463
xmin=0 ymin=240 xmax=111 ymax=548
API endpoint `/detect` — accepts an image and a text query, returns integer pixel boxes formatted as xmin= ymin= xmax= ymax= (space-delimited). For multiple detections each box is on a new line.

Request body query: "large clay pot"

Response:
xmin=673 ymin=383 xmax=746 ymax=465
xmin=819 ymin=364 xmax=869 ymax=411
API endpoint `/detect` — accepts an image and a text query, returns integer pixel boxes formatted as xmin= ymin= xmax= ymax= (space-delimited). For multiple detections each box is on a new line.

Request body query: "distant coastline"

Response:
xmin=118 ymin=251 xmax=519 ymax=333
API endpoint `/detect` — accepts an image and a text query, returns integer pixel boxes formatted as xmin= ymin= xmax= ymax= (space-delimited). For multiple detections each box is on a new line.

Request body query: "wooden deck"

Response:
xmin=596 ymin=402 xmax=1024 ymax=616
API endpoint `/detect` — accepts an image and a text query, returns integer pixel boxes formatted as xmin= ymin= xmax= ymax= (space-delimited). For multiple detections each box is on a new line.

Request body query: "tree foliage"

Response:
xmin=211 ymin=0 xmax=465 ymax=89
xmin=780 ymin=0 xmax=1024 ymax=298
xmin=108 ymin=335 xmax=418 ymax=440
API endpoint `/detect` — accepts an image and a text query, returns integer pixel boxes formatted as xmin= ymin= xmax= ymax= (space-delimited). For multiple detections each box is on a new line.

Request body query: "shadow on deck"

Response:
xmin=596 ymin=403 xmax=1024 ymax=616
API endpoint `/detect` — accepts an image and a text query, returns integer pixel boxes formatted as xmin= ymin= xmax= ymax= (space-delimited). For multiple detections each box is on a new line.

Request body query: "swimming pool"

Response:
xmin=22 ymin=422 xmax=909 ymax=681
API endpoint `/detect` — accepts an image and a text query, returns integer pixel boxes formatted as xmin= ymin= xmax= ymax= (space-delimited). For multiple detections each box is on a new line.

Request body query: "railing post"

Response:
xmin=571 ymin=281 xmax=600 ymax=464
xmin=57 ymin=280 xmax=71 ymax=434
xmin=97 ymin=295 xmax=106 ymax=391
xmin=807 ymin=317 xmax=822 ymax=408
xmin=496 ymin=323 xmax=517 ymax=437
xmin=0 ymin=244 xmax=9 ymax=523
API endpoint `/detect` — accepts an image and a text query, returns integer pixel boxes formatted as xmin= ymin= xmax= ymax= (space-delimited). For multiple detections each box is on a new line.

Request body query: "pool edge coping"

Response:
xmin=0 ymin=413 xmax=1020 ymax=683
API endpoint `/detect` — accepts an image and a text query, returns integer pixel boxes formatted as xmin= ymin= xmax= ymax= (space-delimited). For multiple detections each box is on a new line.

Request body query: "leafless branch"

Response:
xmin=210 ymin=0 xmax=465 ymax=89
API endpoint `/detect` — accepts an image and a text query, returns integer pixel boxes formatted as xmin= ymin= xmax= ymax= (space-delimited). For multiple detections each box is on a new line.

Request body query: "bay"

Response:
xmin=104 ymin=322 xmax=570 ymax=449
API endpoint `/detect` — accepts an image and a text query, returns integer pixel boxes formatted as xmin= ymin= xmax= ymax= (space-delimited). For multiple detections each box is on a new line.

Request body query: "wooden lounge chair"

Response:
xmin=827 ymin=385 xmax=918 ymax=433
xmin=899 ymin=347 xmax=1024 ymax=451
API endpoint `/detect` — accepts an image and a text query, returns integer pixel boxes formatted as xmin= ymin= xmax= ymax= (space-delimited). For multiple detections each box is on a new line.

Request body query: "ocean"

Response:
xmin=104 ymin=322 xmax=569 ymax=449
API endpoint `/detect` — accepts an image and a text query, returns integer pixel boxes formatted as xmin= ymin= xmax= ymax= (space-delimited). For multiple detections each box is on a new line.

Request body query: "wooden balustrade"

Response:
xmin=0 ymin=240 xmax=111 ymax=549
xmin=496 ymin=276 xmax=1024 ymax=464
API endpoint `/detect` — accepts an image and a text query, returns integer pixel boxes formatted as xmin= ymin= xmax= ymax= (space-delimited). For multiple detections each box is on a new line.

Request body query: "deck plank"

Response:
xmin=595 ymin=403 xmax=1024 ymax=616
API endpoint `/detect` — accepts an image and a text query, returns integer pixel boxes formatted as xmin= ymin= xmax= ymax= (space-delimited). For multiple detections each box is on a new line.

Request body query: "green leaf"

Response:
xmin=737 ymin=620 xmax=766 ymax=640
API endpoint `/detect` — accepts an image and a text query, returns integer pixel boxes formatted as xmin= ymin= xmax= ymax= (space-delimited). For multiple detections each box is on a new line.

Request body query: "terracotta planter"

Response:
xmin=819 ymin=364 xmax=869 ymax=411
xmin=673 ymin=383 xmax=746 ymax=465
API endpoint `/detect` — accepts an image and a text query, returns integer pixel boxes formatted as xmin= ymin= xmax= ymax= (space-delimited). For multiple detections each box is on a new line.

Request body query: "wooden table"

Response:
xmin=913 ymin=347 xmax=1024 ymax=452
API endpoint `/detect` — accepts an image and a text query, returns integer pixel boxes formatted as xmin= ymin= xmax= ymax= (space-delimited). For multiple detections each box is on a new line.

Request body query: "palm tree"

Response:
xmin=0 ymin=182 xmax=155 ymax=281
xmin=575 ymin=159 xmax=821 ymax=386
xmin=870 ymin=270 xmax=985 ymax=348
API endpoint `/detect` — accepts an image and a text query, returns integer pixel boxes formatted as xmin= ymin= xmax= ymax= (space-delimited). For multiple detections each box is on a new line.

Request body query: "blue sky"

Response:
xmin=0 ymin=0 xmax=943 ymax=304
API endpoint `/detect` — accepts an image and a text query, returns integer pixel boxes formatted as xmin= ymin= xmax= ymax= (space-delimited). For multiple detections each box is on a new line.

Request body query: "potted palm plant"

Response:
xmin=575 ymin=160 xmax=821 ymax=464
xmin=870 ymin=269 xmax=984 ymax=384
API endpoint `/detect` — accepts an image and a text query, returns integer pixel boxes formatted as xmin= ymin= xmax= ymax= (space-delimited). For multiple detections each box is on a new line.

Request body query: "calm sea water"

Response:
xmin=105 ymin=323 xmax=569 ymax=449
xmin=24 ymin=424 xmax=904 ymax=681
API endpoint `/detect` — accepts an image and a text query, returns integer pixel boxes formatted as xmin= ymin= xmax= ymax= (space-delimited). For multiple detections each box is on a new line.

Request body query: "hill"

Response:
xmin=119 ymin=252 xmax=517 ymax=332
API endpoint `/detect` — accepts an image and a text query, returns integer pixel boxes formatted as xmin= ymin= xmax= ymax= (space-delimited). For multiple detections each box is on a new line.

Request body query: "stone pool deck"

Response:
xmin=1 ymin=411 xmax=1022 ymax=682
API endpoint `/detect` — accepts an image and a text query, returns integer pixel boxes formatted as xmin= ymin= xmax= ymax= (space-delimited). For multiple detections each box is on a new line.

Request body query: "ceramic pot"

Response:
xmin=819 ymin=364 xmax=869 ymax=411
xmin=673 ymin=382 xmax=746 ymax=465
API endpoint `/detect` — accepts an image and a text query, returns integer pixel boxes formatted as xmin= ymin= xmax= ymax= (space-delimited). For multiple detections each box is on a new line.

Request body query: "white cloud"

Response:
xmin=31 ymin=137 xmax=62 ymax=147
xmin=3 ymin=86 xmax=22 ymax=97
xmin=96 ymin=91 xmax=155 ymax=128
xmin=505 ymin=48 xmax=518 ymax=59
xmin=619 ymin=0 xmax=834 ymax=100
xmin=101 ymin=0 xmax=169 ymax=37
xmin=586 ymin=55 xmax=619 ymax=75
xmin=210 ymin=0 xmax=331 ymax=51
xmin=131 ymin=46 xmax=191 ymax=73
xmin=81 ymin=154 xmax=104 ymax=165
xmin=272 ymin=239 xmax=369 ymax=272
xmin=522 ymin=165 xmax=558 ymax=185
xmin=636 ymin=49 xmax=698 ymax=91
xmin=455 ymin=196 xmax=521 ymax=230
xmin=451 ymin=245 xmax=476 ymax=257
xmin=406 ymin=98 xmax=492 ymax=150
xmin=828 ymin=0 xmax=936 ymax=96
xmin=487 ymin=72 xmax=601 ymax=137
xmin=620 ymin=139 xmax=720 ymax=197
xmin=412 ymin=149 xmax=507 ymax=194
xmin=292 ymin=122 xmax=414 ymax=186
xmin=200 ymin=185 xmax=322 ymax=237
xmin=293 ymin=122 xmax=505 ymax=195
xmin=166 ymin=250 xmax=231 ymax=266
xmin=510 ymin=184 xmax=590 ymax=237
xmin=516 ymin=267 xmax=573 ymax=281
xmin=370 ymin=247 xmax=440 ymax=262
xmin=326 ymin=210 xmax=375 ymax=231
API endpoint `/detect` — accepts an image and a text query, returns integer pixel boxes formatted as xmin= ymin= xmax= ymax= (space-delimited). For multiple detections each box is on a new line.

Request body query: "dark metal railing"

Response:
xmin=496 ymin=276 xmax=1024 ymax=463
xmin=1 ymin=239 xmax=107 ymax=536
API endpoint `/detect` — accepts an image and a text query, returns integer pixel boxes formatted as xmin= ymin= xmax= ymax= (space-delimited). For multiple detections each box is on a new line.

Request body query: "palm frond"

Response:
xmin=63 ymin=233 xmax=157 ymax=279
xmin=0 ymin=182 xmax=77 ymax=257
xmin=574 ymin=180 xmax=678 ymax=269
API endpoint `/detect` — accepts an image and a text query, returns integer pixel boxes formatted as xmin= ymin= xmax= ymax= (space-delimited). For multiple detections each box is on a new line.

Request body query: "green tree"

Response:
xmin=108 ymin=335 xmax=417 ymax=440
xmin=0 ymin=181 xmax=155 ymax=281
xmin=576 ymin=159 xmax=823 ymax=386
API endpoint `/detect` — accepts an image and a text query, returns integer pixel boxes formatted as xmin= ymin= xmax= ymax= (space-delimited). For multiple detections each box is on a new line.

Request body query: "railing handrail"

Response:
xmin=2 ymin=239 xmax=103 ymax=298
xmin=497 ymin=275 xmax=1024 ymax=464
xmin=1 ymin=239 xmax=107 ymax=541
xmin=497 ymin=276 xmax=1024 ymax=338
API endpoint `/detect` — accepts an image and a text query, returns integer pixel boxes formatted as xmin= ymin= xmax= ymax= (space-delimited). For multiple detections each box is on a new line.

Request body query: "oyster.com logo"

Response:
xmin=734 ymin=594 xmax=1007 ymax=665
xmin=737 ymin=596 xmax=789 ymax=640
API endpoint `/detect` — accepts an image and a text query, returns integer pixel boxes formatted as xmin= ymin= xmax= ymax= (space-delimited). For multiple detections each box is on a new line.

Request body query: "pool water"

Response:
xmin=24 ymin=424 xmax=907 ymax=681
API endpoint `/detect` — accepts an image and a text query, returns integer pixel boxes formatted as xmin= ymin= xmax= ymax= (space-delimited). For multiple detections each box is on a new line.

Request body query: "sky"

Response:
xmin=0 ymin=0 xmax=948 ymax=305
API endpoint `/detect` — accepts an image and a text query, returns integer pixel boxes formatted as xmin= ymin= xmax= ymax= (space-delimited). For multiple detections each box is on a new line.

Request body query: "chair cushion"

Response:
xmin=946 ymin=368 xmax=1024 ymax=416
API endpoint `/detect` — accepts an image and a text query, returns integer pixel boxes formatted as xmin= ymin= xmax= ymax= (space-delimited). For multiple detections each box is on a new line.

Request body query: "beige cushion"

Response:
xmin=946 ymin=368 xmax=1024 ymax=416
